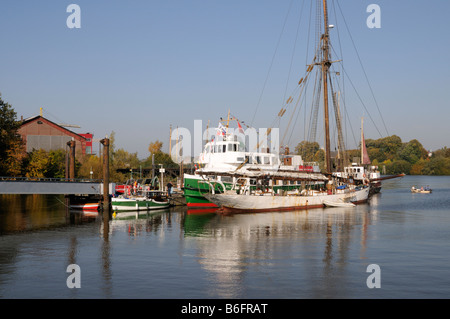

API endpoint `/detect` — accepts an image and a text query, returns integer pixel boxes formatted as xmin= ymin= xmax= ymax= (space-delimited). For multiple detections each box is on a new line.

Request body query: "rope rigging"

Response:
xmin=242 ymin=0 xmax=388 ymax=168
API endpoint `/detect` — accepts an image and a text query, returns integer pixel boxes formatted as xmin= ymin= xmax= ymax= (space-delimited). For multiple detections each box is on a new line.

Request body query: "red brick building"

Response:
xmin=79 ymin=133 xmax=94 ymax=155
xmin=18 ymin=115 xmax=92 ymax=156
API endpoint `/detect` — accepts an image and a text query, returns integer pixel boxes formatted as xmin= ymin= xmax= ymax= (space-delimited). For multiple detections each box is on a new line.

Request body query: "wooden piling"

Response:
xmin=66 ymin=140 xmax=76 ymax=180
xmin=100 ymin=138 xmax=110 ymax=218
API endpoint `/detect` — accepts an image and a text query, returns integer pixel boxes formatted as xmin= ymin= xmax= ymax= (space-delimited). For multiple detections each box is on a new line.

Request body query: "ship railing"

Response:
xmin=198 ymin=180 xmax=226 ymax=195
xmin=0 ymin=176 xmax=103 ymax=183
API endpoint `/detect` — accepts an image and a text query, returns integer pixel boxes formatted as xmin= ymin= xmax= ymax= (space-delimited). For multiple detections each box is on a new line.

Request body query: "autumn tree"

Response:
xmin=0 ymin=94 xmax=25 ymax=176
xmin=96 ymin=131 xmax=145 ymax=182
xmin=410 ymin=159 xmax=427 ymax=175
xmin=148 ymin=140 xmax=163 ymax=155
xmin=143 ymin=140 xmax=178 ymax=169
xmin=23 ymin=149 xmax=66 ymax=178
xmin=77 ymin=154 xmax=102 ymax=179
xmin=112 ymin=148 xmax=141 ymax=182
xmin=4 ymin=137 xmax=27 ymax=176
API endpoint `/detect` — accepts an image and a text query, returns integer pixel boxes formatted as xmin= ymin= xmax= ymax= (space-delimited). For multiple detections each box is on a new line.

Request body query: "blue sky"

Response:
xmin=1 ymin=1 xmax=449 ymax=159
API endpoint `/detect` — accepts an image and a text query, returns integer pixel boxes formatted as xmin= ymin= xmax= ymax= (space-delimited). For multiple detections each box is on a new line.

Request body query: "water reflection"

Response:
xmin=182 ymin=206 xmax=376 ymax=298
xmin=102 ymin=206 xmax=377 ymax=298
xmin=2 ymin=176 xmax=450 ymax=298
xmin=101 ymin=221 xmax=112 ymax=298
xmin=109 ymin=209 xmax=172 ymax=237
xmin=1 ymin=193 xmax=379 ymax=298
xmin=0 ymin=194 xmax=100 ymax=235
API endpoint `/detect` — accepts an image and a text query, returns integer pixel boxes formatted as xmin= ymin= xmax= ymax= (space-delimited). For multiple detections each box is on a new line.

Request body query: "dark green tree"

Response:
xmin=386 ymin=159 xmax=411 ymax=175
xmin=422 ymin=157 xmax=450 ymax=175
xmin=295 ymin=141 xmax=321 ymax=162
xmin=432 ymin=147 xmax=450 ymax=159
xmin=397 ymin=139 xmax=428 ymax=164
xmin=46 ymin=150 xmax=67 ymax=178
xmin=365 ymin=135 xmax=403 ymax=162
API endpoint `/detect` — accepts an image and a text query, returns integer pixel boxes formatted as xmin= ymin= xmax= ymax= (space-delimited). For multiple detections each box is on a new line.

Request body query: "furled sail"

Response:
xmin=361 ymin=118 xmax=371 ymax=165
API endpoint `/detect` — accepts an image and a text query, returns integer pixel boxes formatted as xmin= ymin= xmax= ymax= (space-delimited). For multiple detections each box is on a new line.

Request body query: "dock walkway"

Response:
xmin=0 ymin=177 xmax=111 ymax=195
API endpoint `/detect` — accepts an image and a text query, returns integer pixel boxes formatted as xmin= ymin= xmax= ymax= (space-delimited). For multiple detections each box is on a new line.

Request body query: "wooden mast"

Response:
xmin=361 ymin=117 xmax=364 ymax=164
xmin=322 ymin=0 xmax=332 ymax=174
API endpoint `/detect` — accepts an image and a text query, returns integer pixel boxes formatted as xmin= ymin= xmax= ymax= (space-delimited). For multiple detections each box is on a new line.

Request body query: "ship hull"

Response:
xmin=111 ymin=197 xmax=170 ymax=211
xmin=183 ymin=173 xmax=231 ymax=208
xmin=205 ymin=187 xmax=370 ymax=214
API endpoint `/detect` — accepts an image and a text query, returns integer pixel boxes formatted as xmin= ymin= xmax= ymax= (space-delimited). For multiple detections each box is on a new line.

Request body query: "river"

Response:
xmin=1 ymin=175 xmax=449 ymax=299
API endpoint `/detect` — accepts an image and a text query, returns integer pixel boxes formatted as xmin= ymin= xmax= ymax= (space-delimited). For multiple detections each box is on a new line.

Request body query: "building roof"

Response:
xmin=20 ymin=115 xmax=87 ymax=141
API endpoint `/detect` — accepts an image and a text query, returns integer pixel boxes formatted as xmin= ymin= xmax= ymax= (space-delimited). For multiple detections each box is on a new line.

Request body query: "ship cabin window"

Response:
xmin=264 ymin=157 xmax=270 ymax=164
xmin=245 ymin=155 xmax=252 ymax=164
xmin=223 ymin=145 xmax=227 ymax=153
xmin=218 ymin=145 xmax=222 ymax=153
xmin=227 ymin=143 xmax=238 ymax=152
xmin=256 ymin=156 xmax=261 ymax=164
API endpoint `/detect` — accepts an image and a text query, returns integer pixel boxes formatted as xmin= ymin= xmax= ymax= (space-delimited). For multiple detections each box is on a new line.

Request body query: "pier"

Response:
xmin=0 ymin=177 xmax=112 ymax=195
xmin=0 ymin=137 xmax=113 ymax=216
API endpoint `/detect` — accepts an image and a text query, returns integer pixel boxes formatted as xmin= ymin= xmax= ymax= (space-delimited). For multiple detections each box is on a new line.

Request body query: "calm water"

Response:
xmin=1 ymin=175 xmax=450 ymax=299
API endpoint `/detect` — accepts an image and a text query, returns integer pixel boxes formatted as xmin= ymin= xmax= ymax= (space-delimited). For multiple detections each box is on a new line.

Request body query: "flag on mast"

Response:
xmin=217 ymin=123 xmax=226 ymax=136
xmin=237 ymin=121 xmax=245 ymax=134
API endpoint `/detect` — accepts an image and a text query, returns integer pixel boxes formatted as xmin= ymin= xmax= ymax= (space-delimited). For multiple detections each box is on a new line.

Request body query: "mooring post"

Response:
xmin=65 ymin=140 xmax=76 ymax=217
xmin=100 ymin=137 xmax=110 ymax=218
xmin=65 ymin=148 xmax=69 ymax=180
xmin=65 ymin=146 xmax=70 ymax=217
xmin=66 ymin=139 xmax=76 ymax=180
